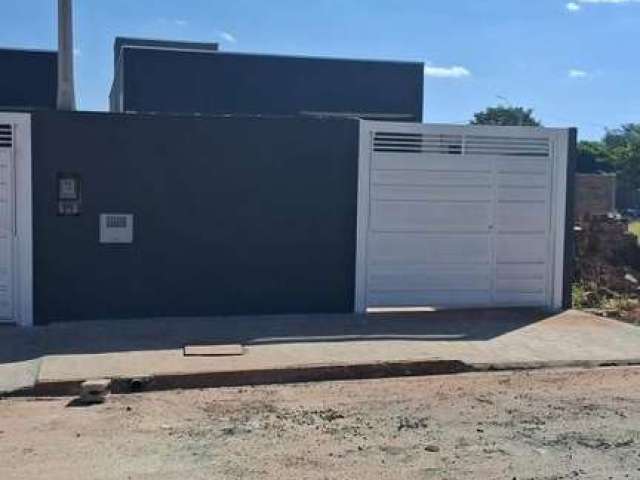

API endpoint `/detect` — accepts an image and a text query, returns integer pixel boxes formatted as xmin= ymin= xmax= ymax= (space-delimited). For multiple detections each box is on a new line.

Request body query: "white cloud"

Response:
xmin=568 ymin=0 xmax=640 ymax=9
xmin=218 ymin=31 xmax=237 ymax=43
xmin=423 ymin=64 xmax=471 ymax=79
xmin=156 ymin=18 xmax=189 ymax=27
xmin=568 ymin=69 xmax=589 ymax=78
xmin=579 ymin=0 xmax=640 ymax=3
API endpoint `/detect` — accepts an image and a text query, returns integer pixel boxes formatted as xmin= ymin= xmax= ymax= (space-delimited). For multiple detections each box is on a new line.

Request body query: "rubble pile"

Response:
xmin=574 ymin=214 xmax=640 ymax=302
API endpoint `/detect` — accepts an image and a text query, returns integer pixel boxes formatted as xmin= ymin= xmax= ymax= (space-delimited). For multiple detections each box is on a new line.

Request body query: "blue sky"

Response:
xmin=2 ymin=0 xmax=639 ymax=139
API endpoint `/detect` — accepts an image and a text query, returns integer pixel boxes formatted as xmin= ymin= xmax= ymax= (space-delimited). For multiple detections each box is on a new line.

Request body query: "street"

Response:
xmin=1 ymin=367 xmax=639 ymax=479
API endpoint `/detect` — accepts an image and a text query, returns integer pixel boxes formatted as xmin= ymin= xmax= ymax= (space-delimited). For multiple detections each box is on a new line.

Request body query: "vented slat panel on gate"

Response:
xmin=0 ymin=125 xmax=12 ymax=148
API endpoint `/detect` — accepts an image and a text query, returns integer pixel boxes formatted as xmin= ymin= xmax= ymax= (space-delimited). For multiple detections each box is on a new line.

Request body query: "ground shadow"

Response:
xmin=0 ymin=307 xmax=550 ymax=365
xmin=65 ymin=398 xmax=102 ymax=408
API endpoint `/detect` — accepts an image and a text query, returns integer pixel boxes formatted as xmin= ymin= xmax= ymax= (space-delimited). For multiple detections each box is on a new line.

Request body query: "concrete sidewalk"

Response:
xmin=2 ymin=309 xmax=639 ymax=395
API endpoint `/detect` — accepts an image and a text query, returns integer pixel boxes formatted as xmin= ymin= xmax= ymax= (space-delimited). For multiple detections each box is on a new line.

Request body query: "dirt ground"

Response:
xmin=1 ymin=368 xmax=639 ymax=480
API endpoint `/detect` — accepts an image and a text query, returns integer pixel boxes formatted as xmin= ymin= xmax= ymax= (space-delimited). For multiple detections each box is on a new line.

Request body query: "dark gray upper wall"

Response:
xmin=109 ymin=52 xmax=123 ymax=112
xmin=31 ymin=112 xmax=359 ymax=324
xmin=113 ymin=37 xmax=219 ymax=70
xmin=0 ymin=48 xmax=57 ymax=110
xmin=114 ymin=49 xmax=423 ymax=121
xmin=110 ymin=38 xmax=219 ymax=110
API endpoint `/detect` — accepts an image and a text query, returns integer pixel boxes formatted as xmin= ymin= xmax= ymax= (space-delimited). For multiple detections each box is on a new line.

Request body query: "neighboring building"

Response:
xmin=112 ymin=37 xmax=219 ymax=70
xmin=575 ymin=173 xmax=616 ymax=218
xmin=0 ymin=48 xmax=57 ymax=110
xmin=110 ymin=37 xmax=218 ymax=111
xmin=109 ymin=38 xmax=424 ymax=121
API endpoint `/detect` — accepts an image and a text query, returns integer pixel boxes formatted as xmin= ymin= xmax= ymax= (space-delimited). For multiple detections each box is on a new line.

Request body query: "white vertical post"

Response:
xmin=57 ymin=0 xmax=76 ymax=111
xmin=354 ymin=121 xmax=373 ymax=314
xmin=552 ymin=130 xmax=570 ymax=311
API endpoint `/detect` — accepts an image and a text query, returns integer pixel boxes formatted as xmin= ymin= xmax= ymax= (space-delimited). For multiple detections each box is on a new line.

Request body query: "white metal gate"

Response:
xmin=0 ymin=114 xmax=33 ymax=326
xmin=0 ymin=126 xmax=15 ymax=321
xmin=355 ymin=121 xmax=569 ymax=312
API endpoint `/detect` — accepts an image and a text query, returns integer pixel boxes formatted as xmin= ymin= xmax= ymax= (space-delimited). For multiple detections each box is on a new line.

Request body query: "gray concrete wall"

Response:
xmin=575 ymin=173 xmax=616 ymax=218
xmin=113 ymin=49 xmax=423 ymax=121
xmin=31 ymin=112 xmax=358 ymax=324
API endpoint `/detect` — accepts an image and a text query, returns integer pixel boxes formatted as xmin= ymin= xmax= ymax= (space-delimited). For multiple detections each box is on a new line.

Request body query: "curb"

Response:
xmin=29 ymin=359 xmax=473 ymax=396
xmin=7 ymin=357 xmax=640 ymax=398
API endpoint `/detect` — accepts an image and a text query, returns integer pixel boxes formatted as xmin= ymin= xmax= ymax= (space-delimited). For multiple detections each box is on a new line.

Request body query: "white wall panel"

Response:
xmin=496 ymin=235 xmax=547 ymax=263
xmin=369 ymin=233 xmax=491 ymax=265
xmin=372 ymin=152 xmax=492 ymax=172
xmin=367 ymin=290 xmax=492 ymax=308
xmin=498 ymin=173 xmax=548 ymax=187
xmin=496 ymin=203 xmax=548 ymax=232
xmin=372 ymin=170 xmax=492 ymax=187
xmin=372 ymin=185 xmax=493 ymax=202
xmin=495 ymin=158 xmax=549 ymax=174
xmin=494 ymin=292 xmax=547 ymax=306
xmin=371 ymin=201 xmax=492 ymax=232
xmin=496 ymin=263 xmax=547 ymax=279
xmin=498 ymin=186 xmax=547 ymax=202
xmin=495 ymin=278 xmax=545 ymax=293
xmin=369 ymin=265 xmax=491 ymax=291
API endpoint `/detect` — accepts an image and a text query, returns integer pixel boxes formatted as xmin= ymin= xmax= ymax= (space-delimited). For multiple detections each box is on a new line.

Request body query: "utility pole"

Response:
xmin=57 ymin=0 xmax=76 ymax=111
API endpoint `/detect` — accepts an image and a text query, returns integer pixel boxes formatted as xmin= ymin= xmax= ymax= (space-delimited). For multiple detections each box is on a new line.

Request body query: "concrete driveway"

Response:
xmin=1 ymin=309 xmax=639 ymax=395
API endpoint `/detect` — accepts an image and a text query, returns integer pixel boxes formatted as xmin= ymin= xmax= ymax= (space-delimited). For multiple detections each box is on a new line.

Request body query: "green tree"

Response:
xmin=582 ymin=123 xmax=640 ymax=208
xmin=604 ymin=123 xmax=640 ymax=149
xmin=576 ymin=125 xmax=640 ymax=174
xmin=470 ymin=105 xmax=541 ymax=127
xmin=604 ymin=125 xmax=640 ymax=194
xmin=576 ymin=140 xmax=613 ymax=173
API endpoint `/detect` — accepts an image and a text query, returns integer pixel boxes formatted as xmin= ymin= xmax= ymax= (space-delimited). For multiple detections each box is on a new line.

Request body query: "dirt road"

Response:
xmin=1 ymin=367 xmax=639 ymax=479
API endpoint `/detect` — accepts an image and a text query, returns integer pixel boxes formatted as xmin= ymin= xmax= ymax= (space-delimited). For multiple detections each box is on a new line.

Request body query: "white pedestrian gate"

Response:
xmin=0 ymin=142 xmax=14 ymax=319
xmin=355 ymin=121 xmax=570 ymax=312
xmin=0 ymin=113 xmax=33 ymax=326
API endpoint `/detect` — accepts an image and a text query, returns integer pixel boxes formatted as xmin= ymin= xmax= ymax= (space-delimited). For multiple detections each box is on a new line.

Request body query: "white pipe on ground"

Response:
xmin=57 ymin=0 xmax=76 ymax=111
